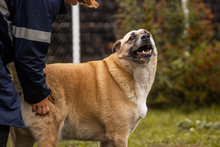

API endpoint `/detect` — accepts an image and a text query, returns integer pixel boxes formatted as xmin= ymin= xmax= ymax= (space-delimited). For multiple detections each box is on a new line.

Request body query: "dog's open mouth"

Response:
xmin=131 ymin=45 xmax=153 ymax=59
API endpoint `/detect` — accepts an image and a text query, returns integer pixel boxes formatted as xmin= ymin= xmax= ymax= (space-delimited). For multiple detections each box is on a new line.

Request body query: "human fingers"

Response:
xmin=40 ymin=105 xmax=47 ymax=115
xmin=32 ymin=104 xmax=37 ymax=112
xmin=48 ymin=95 xmax=54 ymax=103
xmin=31 ymin=97 xmax=51 ymax=115
xmin=36 ymin=105 xmax=42 ymax=115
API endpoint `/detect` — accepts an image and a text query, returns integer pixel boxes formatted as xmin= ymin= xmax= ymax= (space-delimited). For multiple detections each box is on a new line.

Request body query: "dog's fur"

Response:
xmin=10 ymin=29 xmax=157 ymax=147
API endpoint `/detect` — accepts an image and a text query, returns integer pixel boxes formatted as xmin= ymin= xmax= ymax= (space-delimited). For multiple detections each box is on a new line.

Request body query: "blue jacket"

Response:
xmin=0 ymin=0 xmax=66 ymax=127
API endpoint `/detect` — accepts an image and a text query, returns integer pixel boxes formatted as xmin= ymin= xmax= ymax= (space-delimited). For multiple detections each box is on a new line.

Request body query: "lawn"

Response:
xmin=7 ymin=105 xmax=220 ymax=147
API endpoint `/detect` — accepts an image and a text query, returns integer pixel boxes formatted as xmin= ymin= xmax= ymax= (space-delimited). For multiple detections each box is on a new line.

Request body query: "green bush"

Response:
xmin=115 ymin=0 xmax=220 ymax=107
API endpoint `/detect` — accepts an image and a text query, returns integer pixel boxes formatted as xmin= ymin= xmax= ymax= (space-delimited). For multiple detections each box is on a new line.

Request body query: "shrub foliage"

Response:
xmin=116 ymin=0 xmax=220 ymax=107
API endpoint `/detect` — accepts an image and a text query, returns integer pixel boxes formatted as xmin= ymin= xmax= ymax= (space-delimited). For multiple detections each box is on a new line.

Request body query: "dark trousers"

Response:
xmin=0 ymin=125 xmax=10 ymax=147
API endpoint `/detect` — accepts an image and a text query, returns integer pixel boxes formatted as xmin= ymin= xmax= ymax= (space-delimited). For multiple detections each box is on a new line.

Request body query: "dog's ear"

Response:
xmin=112 ymin=40 xmax=122 ymax=53
xmin=78 ymin=0 xmax=99 ymax=8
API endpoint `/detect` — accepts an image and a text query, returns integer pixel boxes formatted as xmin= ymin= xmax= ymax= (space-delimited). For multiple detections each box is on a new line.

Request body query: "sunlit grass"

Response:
xmin=7 ymin=105 xmax=220 ymax=147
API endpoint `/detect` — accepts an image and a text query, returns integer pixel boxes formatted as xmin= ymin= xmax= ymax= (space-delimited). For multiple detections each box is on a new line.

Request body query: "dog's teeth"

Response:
xmin=137 ymin=51 xmax=140 ymax=54
xmin=143 ymin=51 xmax=145 ymax=53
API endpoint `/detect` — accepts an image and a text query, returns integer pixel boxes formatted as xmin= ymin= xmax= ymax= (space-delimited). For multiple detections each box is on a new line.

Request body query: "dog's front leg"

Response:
xmin=99 ymin=141 xmax=111 ymax=147
xmin=99 ymin=132 xmax=128 ymax=147
xmin=99 ymin=138 xmax=127 ymax=147
xmin=99 ymin=139 xmax=127 ymax=147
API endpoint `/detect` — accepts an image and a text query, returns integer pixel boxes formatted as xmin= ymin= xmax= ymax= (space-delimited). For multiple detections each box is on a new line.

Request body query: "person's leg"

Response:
xmin=0 ymin=125 xmax=10 ymax=147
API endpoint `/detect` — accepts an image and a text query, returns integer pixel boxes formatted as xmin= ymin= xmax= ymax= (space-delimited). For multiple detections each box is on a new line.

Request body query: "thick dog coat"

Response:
xmin=10 ymin=29 xmax=158 ymax=147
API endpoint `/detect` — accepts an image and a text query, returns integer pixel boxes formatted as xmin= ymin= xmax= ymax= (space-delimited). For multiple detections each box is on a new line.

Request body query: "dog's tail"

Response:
xmin=8 ymin=62 xmax=23 ymax=97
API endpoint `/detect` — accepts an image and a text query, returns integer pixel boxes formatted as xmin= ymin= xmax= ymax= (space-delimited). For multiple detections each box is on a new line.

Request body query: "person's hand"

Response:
xmin=32 ymin=95 xmax=54 ymax=115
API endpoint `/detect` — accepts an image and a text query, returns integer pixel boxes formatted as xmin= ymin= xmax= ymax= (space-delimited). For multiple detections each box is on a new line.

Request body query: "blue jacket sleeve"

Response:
xmin=11 ymin=0 xmax=63 ymax=104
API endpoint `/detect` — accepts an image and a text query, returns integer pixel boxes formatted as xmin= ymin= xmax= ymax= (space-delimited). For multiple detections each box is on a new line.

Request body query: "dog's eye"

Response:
xmin=129 ymin=36 xmax=135 ymax=41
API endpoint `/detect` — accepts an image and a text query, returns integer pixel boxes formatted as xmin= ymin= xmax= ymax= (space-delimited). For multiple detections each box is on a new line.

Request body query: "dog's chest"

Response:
xmin=134 ymin=82 xmax=148 ymax=119
xmin=133 ymin=66 xmax=153 ymax=118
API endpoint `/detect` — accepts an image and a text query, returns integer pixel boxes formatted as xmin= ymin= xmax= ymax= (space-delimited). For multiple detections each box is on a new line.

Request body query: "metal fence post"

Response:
xmin=72 ymin=3 xmax=80 ymax=63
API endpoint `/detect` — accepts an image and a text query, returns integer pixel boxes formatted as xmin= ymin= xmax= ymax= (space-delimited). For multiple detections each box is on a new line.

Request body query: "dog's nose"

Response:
xmin=141 ymin=34 xmax=150 ymax=41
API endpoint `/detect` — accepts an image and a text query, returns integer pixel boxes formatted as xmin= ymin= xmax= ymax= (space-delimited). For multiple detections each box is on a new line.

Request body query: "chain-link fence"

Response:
xmin=47 ymin=0 xmax=118 ymax=64
xmin=47 ymin=0 xmax=219 ymax=64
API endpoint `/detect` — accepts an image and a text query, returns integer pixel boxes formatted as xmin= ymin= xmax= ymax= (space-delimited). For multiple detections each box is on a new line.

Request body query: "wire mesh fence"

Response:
xmin=47 ymin=3 xmax=72 ymax=64
xmin=47 ymin=0 xmax=118 ymax=64
xmin=47 ymin=0 xmax=220 ymax=64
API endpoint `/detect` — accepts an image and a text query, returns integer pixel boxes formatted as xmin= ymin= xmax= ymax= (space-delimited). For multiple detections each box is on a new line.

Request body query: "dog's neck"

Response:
xmin=134 ymin=56 xmax=157 ymax=100
xmin=104 ymin=54 xmax=135 ymax=98
xmin=104 ymin=54 xmax=157 ymax=104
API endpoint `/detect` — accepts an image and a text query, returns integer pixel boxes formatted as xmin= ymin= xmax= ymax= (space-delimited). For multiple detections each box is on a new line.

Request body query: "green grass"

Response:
xmin=128 ymin=105 xmax=220 ymax=147
xmin=7 ymin=105 xmax=220 ymax=147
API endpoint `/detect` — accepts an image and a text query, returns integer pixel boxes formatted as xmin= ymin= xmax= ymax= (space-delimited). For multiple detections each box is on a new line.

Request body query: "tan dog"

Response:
xmin=10 ymin=29 xmax=157 ymax=147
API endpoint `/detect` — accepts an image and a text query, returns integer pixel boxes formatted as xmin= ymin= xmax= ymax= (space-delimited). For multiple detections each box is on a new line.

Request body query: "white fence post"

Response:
xmin=72 ymin=3 xmax=80 ymax=63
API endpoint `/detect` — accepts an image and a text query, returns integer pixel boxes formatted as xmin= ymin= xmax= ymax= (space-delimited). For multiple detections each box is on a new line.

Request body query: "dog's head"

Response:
xmin=112 ymin=29 xmax=157 ymax=64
